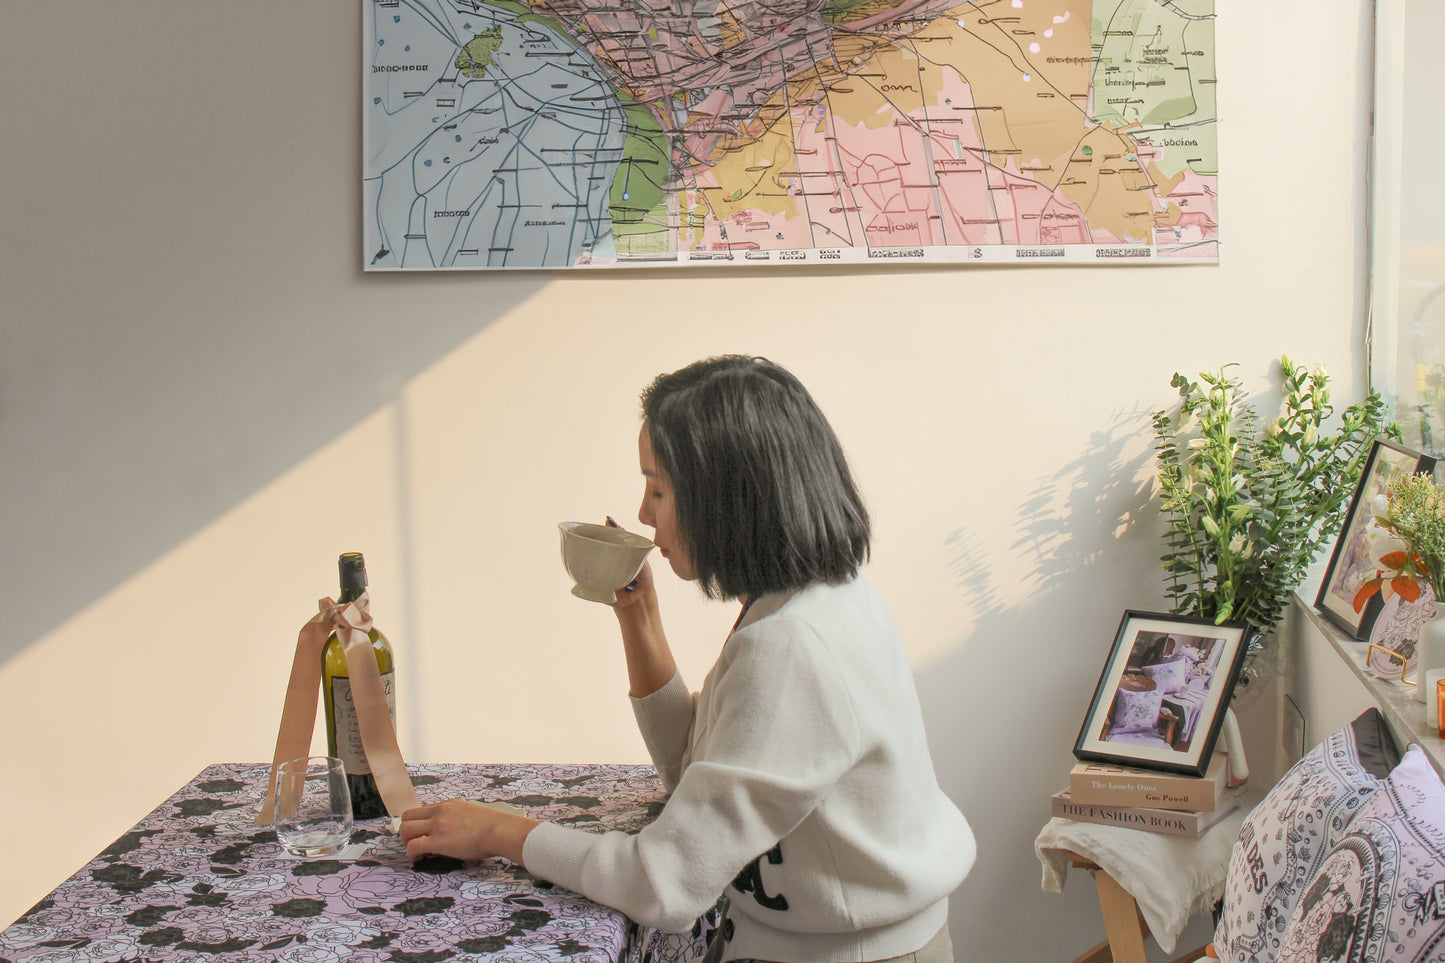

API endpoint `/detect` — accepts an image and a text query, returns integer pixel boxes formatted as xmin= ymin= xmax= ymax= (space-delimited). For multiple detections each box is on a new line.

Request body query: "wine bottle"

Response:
xmin=321 ymin=552 xmax=396 ymax=819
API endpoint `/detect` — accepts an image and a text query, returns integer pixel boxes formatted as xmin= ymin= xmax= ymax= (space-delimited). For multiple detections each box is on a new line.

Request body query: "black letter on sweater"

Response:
xmin=731 ymin=843 xmax=788 ymax=911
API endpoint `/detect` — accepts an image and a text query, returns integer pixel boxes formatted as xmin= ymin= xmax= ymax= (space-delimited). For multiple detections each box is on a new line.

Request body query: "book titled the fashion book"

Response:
xmin=1051 ymin=787 xmax=1240 ymax=838
xmin=1068 ymin=753 xmax=1231 ymax=811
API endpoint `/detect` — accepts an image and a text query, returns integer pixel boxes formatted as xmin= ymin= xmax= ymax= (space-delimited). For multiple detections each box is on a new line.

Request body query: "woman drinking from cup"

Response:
xmin=401 ymin=355 xmax=974 ymax=962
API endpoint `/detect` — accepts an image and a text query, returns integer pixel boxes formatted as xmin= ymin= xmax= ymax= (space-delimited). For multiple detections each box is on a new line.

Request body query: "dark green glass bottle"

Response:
xmin=320 ymin=552 xmax=395 ymax=819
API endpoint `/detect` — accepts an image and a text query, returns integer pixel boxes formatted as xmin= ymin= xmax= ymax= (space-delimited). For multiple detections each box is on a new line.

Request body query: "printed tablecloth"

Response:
xmin=0 ymin=763 xmax=714 ymax=963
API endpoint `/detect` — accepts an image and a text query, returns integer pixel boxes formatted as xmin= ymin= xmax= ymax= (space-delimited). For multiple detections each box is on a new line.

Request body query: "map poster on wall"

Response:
xmin=363 ymin=0 xmax=1217 ymax=270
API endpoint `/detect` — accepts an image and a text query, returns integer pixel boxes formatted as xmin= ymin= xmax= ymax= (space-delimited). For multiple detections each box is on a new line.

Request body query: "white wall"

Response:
xmin=1284 ymin=565 xmax=1393 ymax=763
xmin=0 ymin=2 xmax=1376 ymax=959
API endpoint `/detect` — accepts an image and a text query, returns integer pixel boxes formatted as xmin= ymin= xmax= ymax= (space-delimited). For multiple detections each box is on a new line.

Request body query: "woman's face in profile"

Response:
xmin=638 ymin=426 xmax=695 ymax=581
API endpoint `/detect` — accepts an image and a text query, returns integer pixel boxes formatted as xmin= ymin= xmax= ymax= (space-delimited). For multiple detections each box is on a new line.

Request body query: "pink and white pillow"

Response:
xmin=1273 ymin=745 xmax=1445 ymax=963
xmin=1213 ymin=708 xmax=1400 ymax=962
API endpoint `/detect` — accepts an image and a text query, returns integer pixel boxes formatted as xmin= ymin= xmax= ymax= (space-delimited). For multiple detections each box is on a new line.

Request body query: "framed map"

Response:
xmin=363 ymin=0 xmax=1217 ymax=270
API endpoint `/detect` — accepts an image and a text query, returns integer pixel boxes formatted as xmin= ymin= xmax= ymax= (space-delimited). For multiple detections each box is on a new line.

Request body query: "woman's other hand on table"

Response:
xmin=398 ymin=800 xmax=539 ymax=865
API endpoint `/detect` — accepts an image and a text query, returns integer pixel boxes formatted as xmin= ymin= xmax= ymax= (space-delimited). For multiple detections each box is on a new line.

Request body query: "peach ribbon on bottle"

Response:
xmin=254 ymin=593 xmax=420 ymax=825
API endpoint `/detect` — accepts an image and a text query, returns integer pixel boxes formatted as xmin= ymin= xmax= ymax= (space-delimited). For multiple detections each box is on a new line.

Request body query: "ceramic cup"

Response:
xmin=559 ymin=522 xmax=655 ymax=604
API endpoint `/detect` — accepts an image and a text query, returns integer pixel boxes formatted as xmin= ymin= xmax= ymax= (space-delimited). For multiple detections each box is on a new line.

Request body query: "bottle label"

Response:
xmin=329 ymin=671 xmax=397 ymax=775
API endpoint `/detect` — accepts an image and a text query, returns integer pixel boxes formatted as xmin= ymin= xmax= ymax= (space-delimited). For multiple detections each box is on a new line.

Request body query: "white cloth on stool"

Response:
xmin=1032 ymin=790 xmax=1260 ymax=953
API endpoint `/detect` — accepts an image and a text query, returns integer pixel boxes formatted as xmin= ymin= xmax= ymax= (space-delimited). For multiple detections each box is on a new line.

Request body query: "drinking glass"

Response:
xmin=274 ymin=755 xmax=353 ymax=857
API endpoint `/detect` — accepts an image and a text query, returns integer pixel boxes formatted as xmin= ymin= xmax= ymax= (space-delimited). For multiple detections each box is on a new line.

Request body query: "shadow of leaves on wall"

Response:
xmin=917 ymin=408 xmax=1189 ymax=962
xmin=948 ymin=407 xmax=1158 ymax=611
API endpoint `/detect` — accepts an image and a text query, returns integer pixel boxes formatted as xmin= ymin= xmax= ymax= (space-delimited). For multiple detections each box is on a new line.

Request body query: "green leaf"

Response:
xmin=1150 ymin=354 xmax=1394 ymax=639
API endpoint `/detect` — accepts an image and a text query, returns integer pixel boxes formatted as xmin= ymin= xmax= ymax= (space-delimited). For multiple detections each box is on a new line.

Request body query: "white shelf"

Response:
xmin=1298 ymin=599 xmax=1445 ymax=778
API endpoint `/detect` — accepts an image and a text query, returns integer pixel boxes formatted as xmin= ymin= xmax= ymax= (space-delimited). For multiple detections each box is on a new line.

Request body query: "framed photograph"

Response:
xmin=1315 ymin=438 xmax=1437 ymax=639
xmin=1073 ymin=611 xmax=1251 ymax=776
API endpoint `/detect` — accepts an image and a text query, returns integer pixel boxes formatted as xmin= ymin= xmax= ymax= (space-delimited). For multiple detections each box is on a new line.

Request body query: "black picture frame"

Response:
xmin=1073 ymin=610 xmax=1251 ymax=777
xmin=1315 ymin=437 xmax=1437 ymax=639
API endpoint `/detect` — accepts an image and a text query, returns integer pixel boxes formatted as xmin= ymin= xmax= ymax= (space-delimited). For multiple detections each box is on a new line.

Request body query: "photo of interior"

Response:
xmin=1102 ymin=632 xmax=1227 ymax=755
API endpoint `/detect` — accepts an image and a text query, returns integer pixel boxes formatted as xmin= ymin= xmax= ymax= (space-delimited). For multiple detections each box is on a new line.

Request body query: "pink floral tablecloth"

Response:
xmin=0 ymin=763 xmax=715 ymax=963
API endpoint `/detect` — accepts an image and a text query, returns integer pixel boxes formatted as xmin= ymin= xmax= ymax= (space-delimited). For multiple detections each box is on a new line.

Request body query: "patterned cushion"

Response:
xmin=1212 ymin=708 xmax=1400 ymax=962
xmin=1111 ymin=685 xmax=1166 ymax=734
xmin=1142 ymin=656 xmax=1190 ymax=694
xmin=1273 ymin=745 xmax=1445 ymax=962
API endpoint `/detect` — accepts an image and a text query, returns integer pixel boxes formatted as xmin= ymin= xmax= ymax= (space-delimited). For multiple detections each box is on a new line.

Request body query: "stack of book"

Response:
xmin=1052 ymin=753 xmax=1238 ymax=838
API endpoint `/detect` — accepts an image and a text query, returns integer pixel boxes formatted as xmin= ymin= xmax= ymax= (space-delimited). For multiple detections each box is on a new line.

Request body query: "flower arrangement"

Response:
xmin=1353 ymin=472 xmax=1445 ymax=613
xmin=1152 ymin=357 xmax=1396 ymax=650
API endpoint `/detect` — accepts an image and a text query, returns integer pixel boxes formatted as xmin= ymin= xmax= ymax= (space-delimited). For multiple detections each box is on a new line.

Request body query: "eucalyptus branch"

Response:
xmin=1152 ymin=356 xmax=1395 ymax=646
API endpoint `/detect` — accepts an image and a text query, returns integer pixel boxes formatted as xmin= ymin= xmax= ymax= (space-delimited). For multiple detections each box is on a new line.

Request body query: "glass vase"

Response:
xmin=1414 ymin=601 xmax=1445 ymax=702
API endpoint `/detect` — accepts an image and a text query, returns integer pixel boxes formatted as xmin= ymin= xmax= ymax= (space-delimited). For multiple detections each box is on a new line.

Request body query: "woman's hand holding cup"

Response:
xmin=605 ymin=516 xmax=654 ymax=610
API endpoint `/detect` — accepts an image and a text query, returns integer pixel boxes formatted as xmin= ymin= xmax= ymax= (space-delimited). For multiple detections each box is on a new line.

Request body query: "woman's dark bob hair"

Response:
xmin=640 ymin=355 xmax=870 ymax=600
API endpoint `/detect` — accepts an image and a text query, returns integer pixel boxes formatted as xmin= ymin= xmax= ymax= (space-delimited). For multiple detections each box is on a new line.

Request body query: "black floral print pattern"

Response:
xmin=0 ymin=764 xmax=715 ymax=963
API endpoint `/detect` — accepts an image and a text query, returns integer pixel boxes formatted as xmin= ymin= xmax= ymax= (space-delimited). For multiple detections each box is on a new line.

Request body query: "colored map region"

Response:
xmin=363 ymin=0 xmax=1217 ymax=269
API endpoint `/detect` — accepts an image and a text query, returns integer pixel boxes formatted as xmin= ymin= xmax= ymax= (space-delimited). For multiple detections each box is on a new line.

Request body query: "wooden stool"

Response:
xmin=1065 ymin=852 xmax=1211 ymax=963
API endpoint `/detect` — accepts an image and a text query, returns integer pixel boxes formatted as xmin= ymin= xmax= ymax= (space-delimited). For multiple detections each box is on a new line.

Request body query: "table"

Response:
xmin=0 ymin=763 xmax=715 ymax=963
xmin=1034 ymin=791 xmax=1257 ymax=962
xmin=1057 ymin=853 xmax=1207 ymax=963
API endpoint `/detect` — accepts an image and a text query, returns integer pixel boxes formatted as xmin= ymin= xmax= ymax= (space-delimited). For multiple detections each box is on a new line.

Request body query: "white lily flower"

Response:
xmin=1365 ymin=525 xmax=1408 ymax=569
